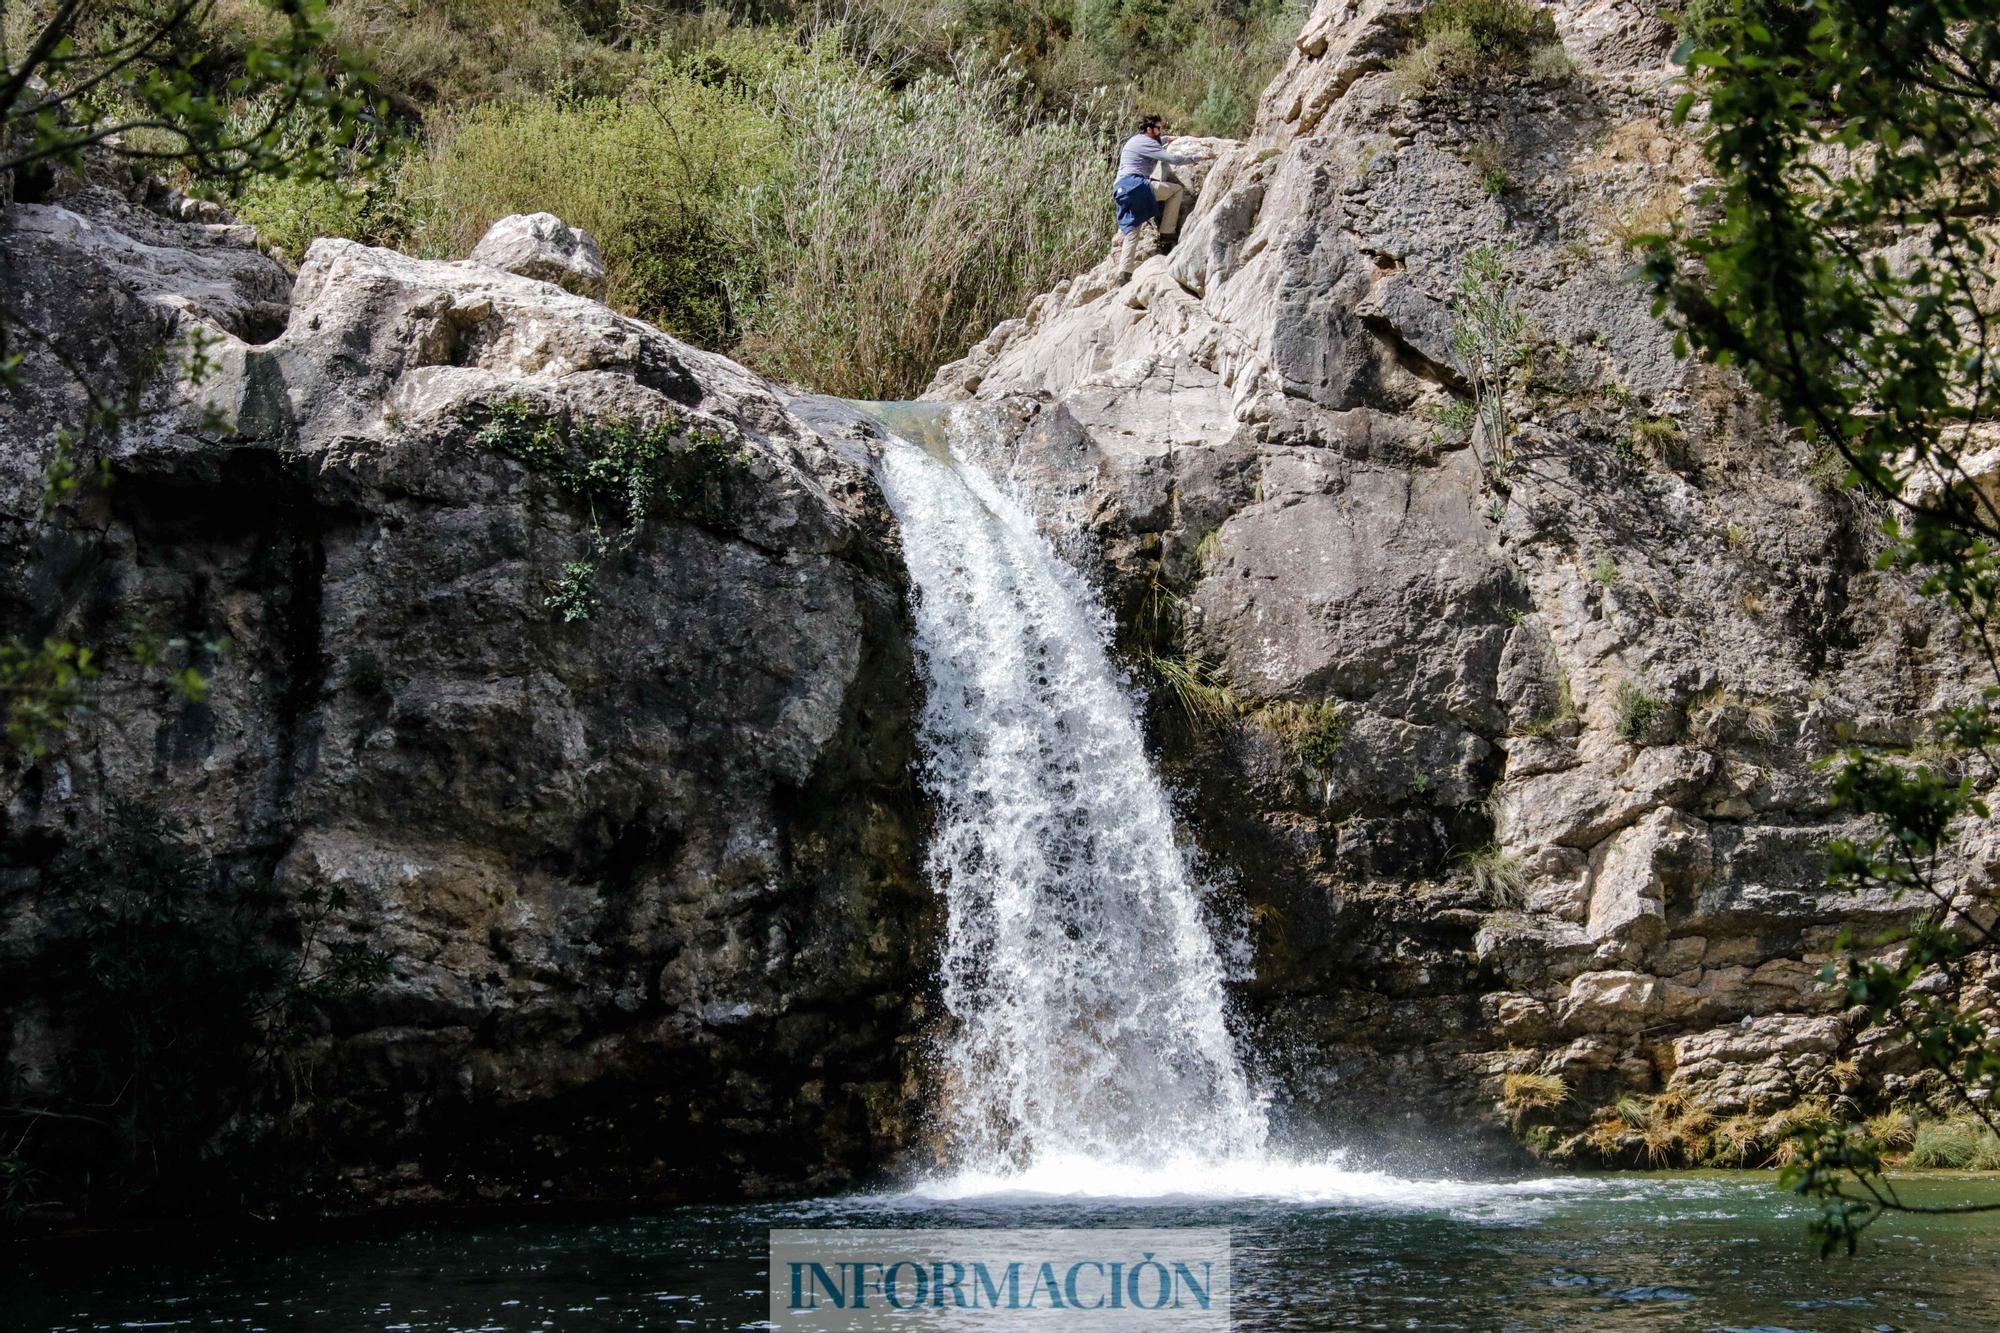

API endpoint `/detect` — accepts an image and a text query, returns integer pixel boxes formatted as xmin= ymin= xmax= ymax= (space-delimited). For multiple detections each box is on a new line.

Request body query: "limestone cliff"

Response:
xmin=0 ymin=189 xmax=934 ymax=1216
xmin=927 ymin=0 xmax=1999 ymax=1160
xmin=5 ymin=0 xmax=1997 ymax=1219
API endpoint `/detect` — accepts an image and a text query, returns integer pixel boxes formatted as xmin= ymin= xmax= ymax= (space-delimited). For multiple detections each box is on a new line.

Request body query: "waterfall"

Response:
xmin=875 ymin=424 xmax=1270 ymax=1187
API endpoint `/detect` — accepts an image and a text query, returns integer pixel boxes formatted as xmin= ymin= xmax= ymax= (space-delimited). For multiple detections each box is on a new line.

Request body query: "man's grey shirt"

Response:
xmin=1117 ymin=133 xmax=1195 ymax=182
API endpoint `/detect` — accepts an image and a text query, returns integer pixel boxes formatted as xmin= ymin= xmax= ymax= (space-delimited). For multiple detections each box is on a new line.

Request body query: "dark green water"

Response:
xmin=10 ymin=1171 xmax=2000 ymax=1331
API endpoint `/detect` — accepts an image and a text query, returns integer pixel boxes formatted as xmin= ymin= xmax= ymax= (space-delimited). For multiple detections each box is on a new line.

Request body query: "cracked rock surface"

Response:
xmin=927 ymin=0 xmax=1998 ymax=1160
xmin=1 ymin=194 xmax=935 ymax=1211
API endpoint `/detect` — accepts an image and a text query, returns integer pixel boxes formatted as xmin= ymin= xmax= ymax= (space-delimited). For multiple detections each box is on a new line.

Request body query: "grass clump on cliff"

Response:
xmin=1545 ymin=1095 xmax=2000 ymax=1173
xmin=1613 ymin=678 xmax=1666 ymax=743
xmin=1135 ymin=650 xmax=1240 ymax=725
xmin=1909 ymin=1118 xmax=2000 ymax=1170
xmin=1392 ymin=0 xmax=1567 ymax=97
xmin=1502 ymin=1072 xmax=1567 ymax=1122
xmin=1254 ymin=699 xmax=1347 ymax=770
xmin=1459 ymin=845 xmax=1529 ymax=907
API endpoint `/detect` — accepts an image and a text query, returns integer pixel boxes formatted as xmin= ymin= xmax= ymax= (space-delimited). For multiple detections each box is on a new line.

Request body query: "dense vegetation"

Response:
xmin=10 ymin=0 xmax=1300 ymax=398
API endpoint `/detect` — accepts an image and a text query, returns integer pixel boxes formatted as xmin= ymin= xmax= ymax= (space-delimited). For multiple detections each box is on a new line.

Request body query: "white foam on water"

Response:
xmin=897 ymin=1151 xmax=1611 ymax=1218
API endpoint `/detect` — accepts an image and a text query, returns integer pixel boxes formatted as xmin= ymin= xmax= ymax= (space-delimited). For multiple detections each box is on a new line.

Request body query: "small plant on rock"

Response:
xmin=478 ymin=399 xmax=742 ymax=622
xmin=1502 ymin=1072 xmax=1568 ymax=1122
xmin=1687 ymin=686 xmax=1779 ymax=745
xmin=1463 ymin=136 xmax=1512 ymax=195
xmin=1431 ymin=396 xmax=1479 ymax=449
xmin=546 ymin=563 xmax=601 ymax=624
xmin=1515 ymin=666 xmax=1577 ymax=738
xmin=1704 ymin=1114 xmax=1768 ymax=1167
xmin=1137 ymin=651 xmax=1239 ymax=725
xmin=1864 ymin=1109 xmax=1919 ymax=1154
xmin=1613 ymin=678 xmax=1666 ymax=743
xmin=1450 ymin=246 xmax=1529 ymax=485
xmin=1627 ymin=414 xmax=1684 ymax=462
xmin=1254 ymin=699 xmax=1347 ymax=771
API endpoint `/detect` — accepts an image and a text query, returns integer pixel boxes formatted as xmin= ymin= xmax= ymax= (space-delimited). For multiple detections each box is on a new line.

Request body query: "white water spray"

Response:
xmin=876 ymin=428 xmax=1269 ymax=1184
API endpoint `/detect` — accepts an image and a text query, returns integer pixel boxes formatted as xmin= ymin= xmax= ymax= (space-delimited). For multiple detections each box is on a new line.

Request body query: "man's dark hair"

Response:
xmin=1138 ymin=114 xmax=1163 ymax=133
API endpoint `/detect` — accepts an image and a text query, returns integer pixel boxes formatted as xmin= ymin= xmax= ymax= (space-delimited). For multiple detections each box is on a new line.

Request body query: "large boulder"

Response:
xmin=467 ymin=211 xmax=609 ymax=299
xmin=0 ymin=196 xmax=931 ymax=1218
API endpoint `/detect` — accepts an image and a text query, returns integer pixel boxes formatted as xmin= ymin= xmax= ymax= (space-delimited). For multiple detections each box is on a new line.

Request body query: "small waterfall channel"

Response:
xmin=863 ymin=403 xmax=1270 ymax=1192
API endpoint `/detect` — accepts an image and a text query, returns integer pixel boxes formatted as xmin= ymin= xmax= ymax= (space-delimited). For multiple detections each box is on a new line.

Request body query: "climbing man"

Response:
xmin=1114 ymin=114 xmax=1207 ymax=270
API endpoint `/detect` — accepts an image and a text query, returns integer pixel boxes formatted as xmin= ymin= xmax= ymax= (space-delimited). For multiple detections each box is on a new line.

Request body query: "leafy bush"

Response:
xmin=1393 ymin=0 xmax=1566 ymax=96
xmin=402 ymin=66 xmax=782 ymax=346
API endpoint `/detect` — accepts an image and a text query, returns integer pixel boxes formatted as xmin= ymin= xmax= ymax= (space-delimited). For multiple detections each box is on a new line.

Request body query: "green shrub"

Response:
xmin=1614 ymin=678 xmax=1666 ymax=742
xmin=1393 ymin=0 xmax=1566 ymax=96
xmin=1528 ymin=40 xmax=1578 ymax=83
xmin=232 ymin=161 xmax=414 ymax=261
xmin=402 ymin=65 xmax=783 ymax=345
xmin=1670 ymin=0 xmax=1733 ymax=47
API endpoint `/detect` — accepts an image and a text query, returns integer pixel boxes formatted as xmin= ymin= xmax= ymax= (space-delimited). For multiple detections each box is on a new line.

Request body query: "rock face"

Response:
xmin=1 ymin=189 xmax=932 ymax=1216
xmin=928 ymin=0 xmax=1997 ymax=1160
xmin=467 ymin=211 xmax=609 ymax=299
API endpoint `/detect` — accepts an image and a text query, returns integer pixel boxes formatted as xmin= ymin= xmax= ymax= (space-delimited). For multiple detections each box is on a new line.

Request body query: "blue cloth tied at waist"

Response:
xmin=1113 ymin=173 xmax=1158 ymax=235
